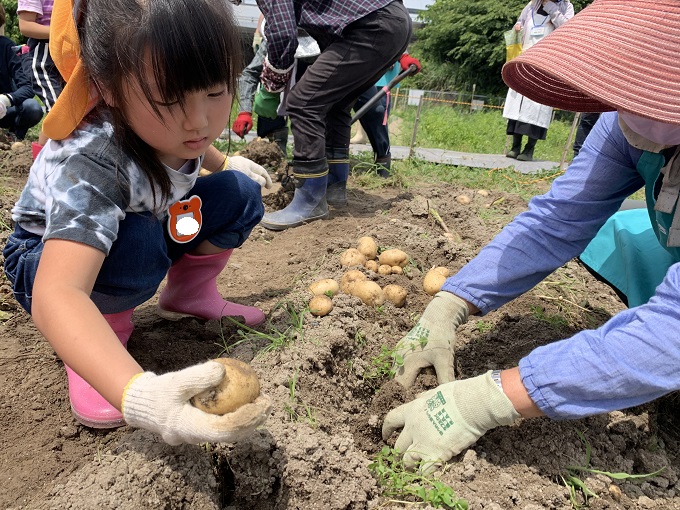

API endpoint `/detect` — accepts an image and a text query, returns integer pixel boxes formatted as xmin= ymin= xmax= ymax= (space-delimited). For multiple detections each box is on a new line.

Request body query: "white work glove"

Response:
xmin=383 ymin=371 xmax=520 ymax=474
xmin=543 ymin=0 xmax=559 ymax=14
xmin=393 ymin=291 xmax=469 ymax=387
xmin=0 ymin=95 xmax=10 ymax=120
xmin=226 ymin=155 xmax=273 ymax=189
xmin=122 ymin=360 xmax=273 ymax=445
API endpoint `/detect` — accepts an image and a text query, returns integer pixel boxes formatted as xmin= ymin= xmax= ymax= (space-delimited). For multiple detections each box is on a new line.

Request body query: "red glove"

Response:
xmin=399 ymin=54 xmax=422 ymax=74
xmin=232 ymin=112 xmax=253 ymax=138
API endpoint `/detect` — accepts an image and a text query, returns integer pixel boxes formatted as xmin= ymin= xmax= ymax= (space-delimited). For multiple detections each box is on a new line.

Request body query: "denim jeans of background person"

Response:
xmin=253 ymin=0 xmax=412 ymax=230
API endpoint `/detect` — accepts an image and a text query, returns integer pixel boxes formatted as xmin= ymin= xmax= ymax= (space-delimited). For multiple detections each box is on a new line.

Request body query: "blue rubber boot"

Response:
xmin=260 ymin=158 xmax=329 ymax=230
xmin=326 ymin=147 xmax=350 ymax=206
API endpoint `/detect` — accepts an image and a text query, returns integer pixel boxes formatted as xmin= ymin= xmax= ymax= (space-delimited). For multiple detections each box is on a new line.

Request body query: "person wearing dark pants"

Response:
xmin=572 ymin=112 xmax=602 ymax=158
xmin=0 ymin=5 xmax=43 ymax=139
xmin=253 ymin=0 xmax=412 ymax=230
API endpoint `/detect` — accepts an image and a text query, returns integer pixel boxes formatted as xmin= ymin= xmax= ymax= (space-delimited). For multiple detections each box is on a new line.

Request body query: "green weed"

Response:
xmin=283 ymin=370 xmax=317 ymax=428
xmin=474 ymin=320 xmax=494 ymax=334
xmin=217 ymin=301 xmax=307 ymax=357
xmin=369 ymin=446 xmax=468 ymax=509
xmin=530 ymin=305 xmax=569 ymax=329
xmin=363 ymin=345 xmax=403 ymax=381
xmin=561 ymin=431 xmax=665 ymax=509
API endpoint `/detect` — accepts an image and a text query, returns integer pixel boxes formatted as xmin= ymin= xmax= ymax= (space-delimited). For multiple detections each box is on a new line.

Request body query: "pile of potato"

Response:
xmin=307 ymin=236 xmax=452 ymax=316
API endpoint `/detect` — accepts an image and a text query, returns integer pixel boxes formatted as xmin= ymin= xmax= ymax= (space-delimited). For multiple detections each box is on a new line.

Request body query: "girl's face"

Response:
xmin=121 ymin=64 xmax=232 ymax=170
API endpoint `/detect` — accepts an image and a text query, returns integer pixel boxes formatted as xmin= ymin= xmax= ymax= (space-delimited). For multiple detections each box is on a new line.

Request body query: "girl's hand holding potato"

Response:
xmin=122 ymin=360 xmax=272 ymax=445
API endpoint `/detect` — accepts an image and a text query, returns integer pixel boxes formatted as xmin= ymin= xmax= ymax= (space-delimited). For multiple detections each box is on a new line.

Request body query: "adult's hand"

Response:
xmin=232 ymin=112 xmax=254 ymax=138
xmin=225 ymin=155 xmax=273 ymax=189
xmin=253 ymin=89 xmax=281 ymax=120
xmin=399 ymin=54 xmax=422 ymax=74
xmin=392 ymin=292 xmax=468 ymax=387
xmin=542 ymin=0 xmax=559 ymax=14
xmin=0 ymin=95 xmax=10 ymax=120
xmin=122 ymin=361 xmax=273 ymax=445
xmin=382 ymin=371 xmax=520 ymax=473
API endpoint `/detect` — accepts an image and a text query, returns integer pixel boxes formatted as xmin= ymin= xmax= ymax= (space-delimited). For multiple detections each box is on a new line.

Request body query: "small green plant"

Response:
xmin=561 ymin=431 xmax=665 ymax=509
xmin=530 ymin=305 xmax=569 ymax=329
xmin=283 ymin=370 xmax=317 ymax=428
xmin=474 ymin=320 xmax=494 ymax=334
xmin=217 ymin=301 xmax=307 ymax=356
xmin=369 ymin=447 xmax=468 ymax=509
xmin=363 ymin=345 xmax=403 ymax=381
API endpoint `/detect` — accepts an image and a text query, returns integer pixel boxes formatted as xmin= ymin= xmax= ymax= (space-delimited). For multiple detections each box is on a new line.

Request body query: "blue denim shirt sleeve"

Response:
xmin=442 ymin=111 xmax=680 ymax=419
xmin=237 ymin=41 xmax=267 ymax=113
xmin=520 ymin=261 xmax=680 ymax=419
xmin=443 ymin=112 xmax=645 ymax=314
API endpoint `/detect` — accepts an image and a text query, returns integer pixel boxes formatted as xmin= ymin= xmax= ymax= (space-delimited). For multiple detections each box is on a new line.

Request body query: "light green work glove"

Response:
xmin=382 ymin=371 xmax=520 ymax=473
xmin=393 ymin=291 xmax=469 ymax=387
xmin=253 ymin=89 xmax=281 ymax=119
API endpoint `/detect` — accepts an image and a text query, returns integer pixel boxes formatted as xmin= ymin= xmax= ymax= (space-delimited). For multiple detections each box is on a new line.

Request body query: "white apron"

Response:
xmin=502 ymin=5 xmax=556 ymax=129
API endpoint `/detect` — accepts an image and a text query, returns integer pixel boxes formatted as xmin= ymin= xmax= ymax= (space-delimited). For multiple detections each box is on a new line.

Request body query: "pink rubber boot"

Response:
xmin=157 ymin=250 xmax=265 ymax=326
xmin=31 ymin=142 xmax=43 ymax=160
xmin=65 ymin=309 xmax=134 ymax=429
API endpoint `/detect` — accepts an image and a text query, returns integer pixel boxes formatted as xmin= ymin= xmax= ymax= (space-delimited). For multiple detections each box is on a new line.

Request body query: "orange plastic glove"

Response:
xmin=232 ymin=112 xmax=253 ymax=138
xmin=399 ymin=54 xmax=422 ymax=74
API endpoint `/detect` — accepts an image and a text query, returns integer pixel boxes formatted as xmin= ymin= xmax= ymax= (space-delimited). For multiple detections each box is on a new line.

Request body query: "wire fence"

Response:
xmin=383 ymin=88 xmax=581 ymax=170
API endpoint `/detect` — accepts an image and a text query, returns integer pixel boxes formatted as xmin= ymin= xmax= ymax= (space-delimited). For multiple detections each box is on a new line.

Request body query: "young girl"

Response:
xmin=2 ymin=0 xmax=272 ymax=443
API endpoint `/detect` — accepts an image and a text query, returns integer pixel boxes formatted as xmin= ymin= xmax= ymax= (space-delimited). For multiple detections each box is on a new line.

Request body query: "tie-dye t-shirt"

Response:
xmin=11 ymin=116 xmax=201 ymax=256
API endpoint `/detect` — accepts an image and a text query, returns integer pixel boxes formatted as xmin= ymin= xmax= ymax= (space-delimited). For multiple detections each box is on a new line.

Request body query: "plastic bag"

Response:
xmin=504 ymin=29 xmax=523 ymax=62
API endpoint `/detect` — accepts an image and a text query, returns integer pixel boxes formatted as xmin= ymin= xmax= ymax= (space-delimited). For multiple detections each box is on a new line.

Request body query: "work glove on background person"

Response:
xmin=542 ymin=0 xmax=559 ymax=14
xmin=383 ymin=371 xmax=520 ymax=474
xmin=253 ymin=89 xmax=281 ymax=120
xmin=224 ymin=155 xmax=273 ymax=189
xmin=0 ymin=95 xmax=10 ymax=120
xmin=399 ymin=54 xmax=422 ymax=74
xmin=122 ymin=360 xmax=273 ymax=445
xmin=232 ymin=112 xmax=254 ymax=138
xmin=393 ymin=291 xmax=469 ymax=387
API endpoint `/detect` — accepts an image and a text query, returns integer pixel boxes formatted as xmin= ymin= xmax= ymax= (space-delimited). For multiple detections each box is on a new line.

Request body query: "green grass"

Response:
xmin=387 ymin=99 xmax=576 ymax=163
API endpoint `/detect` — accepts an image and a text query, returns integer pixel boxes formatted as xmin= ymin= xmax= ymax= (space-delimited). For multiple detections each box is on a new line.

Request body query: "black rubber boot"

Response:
xmin=260 ymin=159 xmax=329 ymax=230
xmin=517 ymin=137 xmax=537 ymax=161
xmin=506 ymin=134 xmax=523 ymax=159
xmin=376 ymin=154 xmax=392 ymax=178
xmin=326 ymin=147 xmax=350 ymax=206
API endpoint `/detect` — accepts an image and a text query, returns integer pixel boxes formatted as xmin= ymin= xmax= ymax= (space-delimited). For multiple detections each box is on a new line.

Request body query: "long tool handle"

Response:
xmin=351 ymin=64 xmax=418 ymax=125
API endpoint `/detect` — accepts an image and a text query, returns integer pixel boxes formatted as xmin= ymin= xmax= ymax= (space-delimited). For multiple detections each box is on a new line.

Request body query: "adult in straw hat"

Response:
xmin=381 ymin=0 xmax=680 ymax=474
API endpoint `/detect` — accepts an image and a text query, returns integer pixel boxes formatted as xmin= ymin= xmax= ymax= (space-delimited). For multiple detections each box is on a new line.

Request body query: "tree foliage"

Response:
xmin=411 ymin=0 xmax=592 ymax=96
xmin=1 ymin=0 xmax=24 ymax=44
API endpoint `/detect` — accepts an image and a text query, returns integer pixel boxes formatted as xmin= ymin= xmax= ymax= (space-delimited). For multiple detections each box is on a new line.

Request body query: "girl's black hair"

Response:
xmin=79 ymin=0 xmax=243 ymax=207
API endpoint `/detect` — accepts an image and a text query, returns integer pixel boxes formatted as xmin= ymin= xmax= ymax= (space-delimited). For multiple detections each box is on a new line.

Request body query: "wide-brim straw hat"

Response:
xmin=502 ymin=0 xmax=680 ymax=125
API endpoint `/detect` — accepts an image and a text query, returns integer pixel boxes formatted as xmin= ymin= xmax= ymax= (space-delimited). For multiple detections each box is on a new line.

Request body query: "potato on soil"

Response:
xmin=356 ymin=236 xmax=378 ymax=260
xmin=391 ymin=266 xmax=403 ymax=275
xmin=308 ymin=278 xmax=339 ymax=297
xmin=365 ymin=260 xmax=379 ymax=272
xmin=341 ymin=269 xmax=367 ymax=294
xmin=340 ymin=248 xmax=367 ymax=267
xmin=378 ymin=248 xmax=409 ymax=268
xmin=423 ymin=266 xmax=451 ymax=296
xmin=191 ymin=358 xmax=260 ymax=415
xmin=352 ymin=280 xmax=385 ymax=307
xmin=377 ymin=264 xmax=392 ymax=275
xmin=456 ymin=195 xmax=471 ymax=205
xmin=384 ymin=284 xmax=407 ymax=307
xmin=309 ymin=295 xmax=333 ymax=316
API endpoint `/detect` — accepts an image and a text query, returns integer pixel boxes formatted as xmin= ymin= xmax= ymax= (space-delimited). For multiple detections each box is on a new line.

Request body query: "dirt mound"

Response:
xmin=1 ymin=147 xmax=680 ymax=509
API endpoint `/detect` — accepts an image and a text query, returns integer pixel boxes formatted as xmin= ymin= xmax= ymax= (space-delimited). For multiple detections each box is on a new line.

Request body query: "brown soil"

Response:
xmin=1 ymin=140 xmax=680 ymax=509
